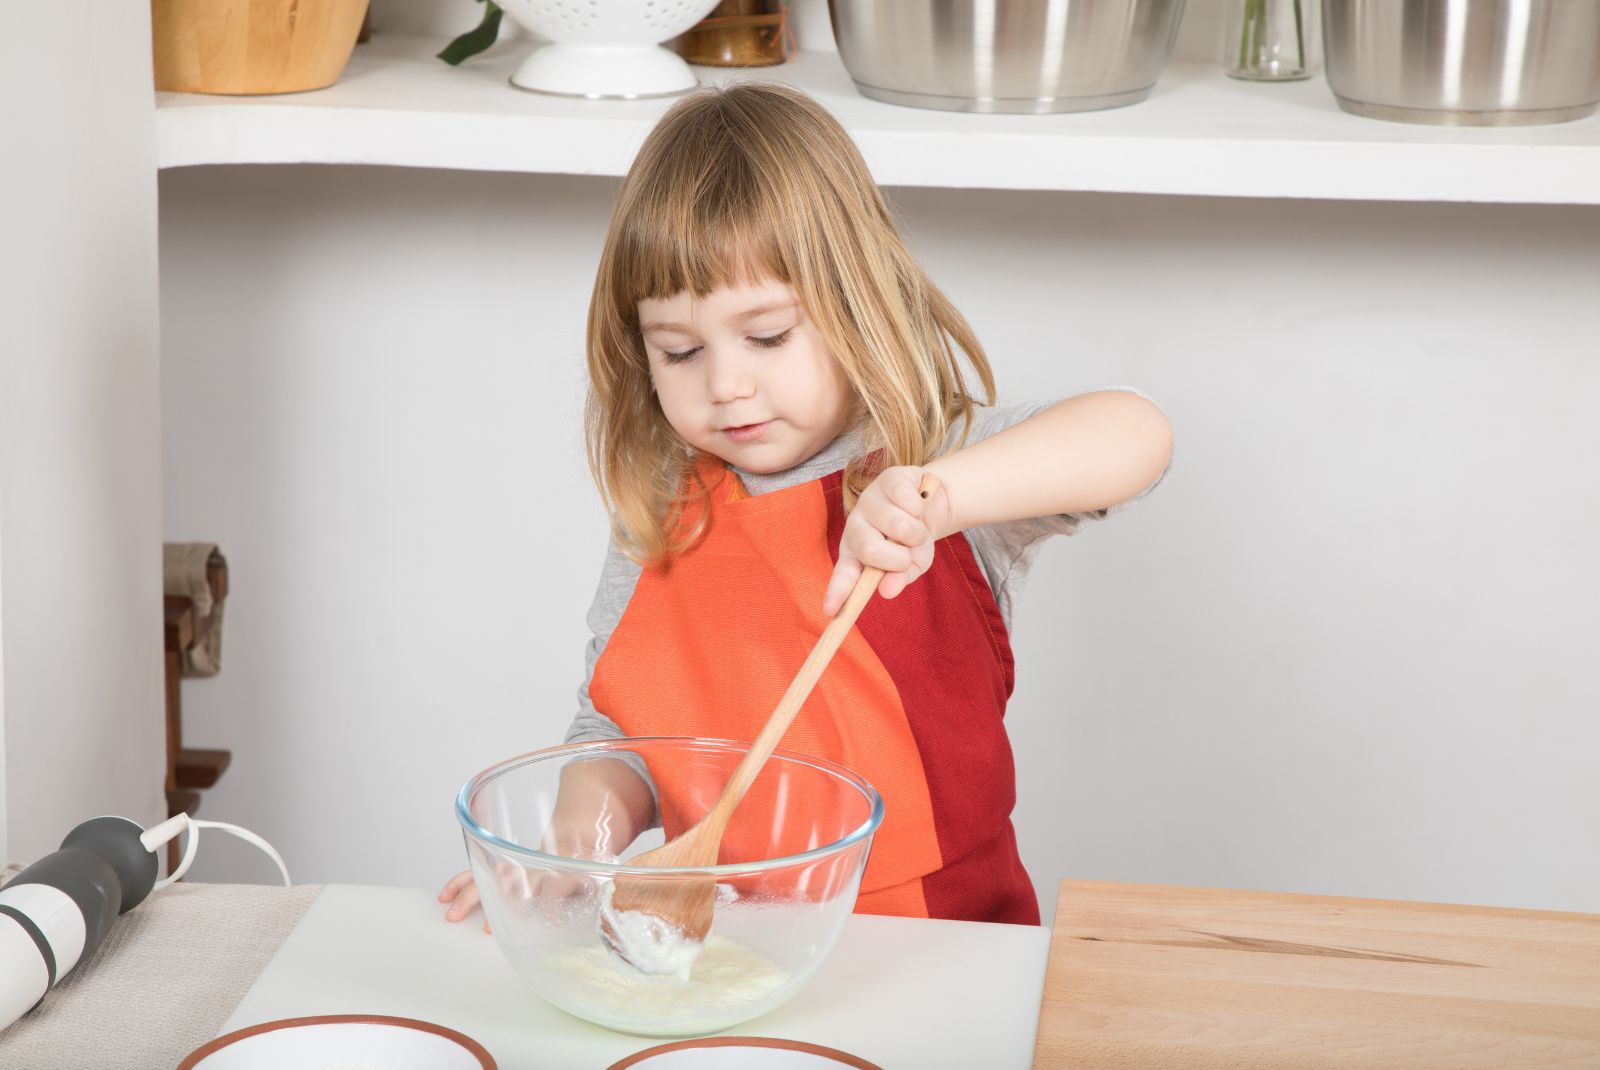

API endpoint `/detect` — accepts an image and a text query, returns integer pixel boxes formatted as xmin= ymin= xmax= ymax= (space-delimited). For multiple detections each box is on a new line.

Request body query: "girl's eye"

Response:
xmin=750 ymin=328 xmax=794 ymax=349
xmin=661 ymin=346 xmax=702 ymax=365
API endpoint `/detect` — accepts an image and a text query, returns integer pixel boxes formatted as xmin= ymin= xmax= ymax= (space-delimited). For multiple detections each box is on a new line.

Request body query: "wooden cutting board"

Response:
xmin=1033 ymin=880 xmax=1600 ymax=1069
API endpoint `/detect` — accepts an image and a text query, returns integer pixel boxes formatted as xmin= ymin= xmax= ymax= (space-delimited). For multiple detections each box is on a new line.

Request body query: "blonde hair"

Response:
xmin=585 ymin=82 xmax=995 ymax=564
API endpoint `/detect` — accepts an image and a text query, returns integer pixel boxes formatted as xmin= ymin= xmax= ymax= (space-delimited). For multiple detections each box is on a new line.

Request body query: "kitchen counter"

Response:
xmin=1035 ymin=880 xmax=1600 ymax=1069
xmin=8 ymin=877 xmax=1594 ymax=1069
xmin=0 ymin=881 xmax=1051 ymax=1070
xmin=222 ymin=884 xmax=1051 ymax=1068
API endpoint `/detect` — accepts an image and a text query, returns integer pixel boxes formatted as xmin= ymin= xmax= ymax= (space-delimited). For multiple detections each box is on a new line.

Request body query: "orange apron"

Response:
xmin=589 ymin=457 xmax=1038 ymax=924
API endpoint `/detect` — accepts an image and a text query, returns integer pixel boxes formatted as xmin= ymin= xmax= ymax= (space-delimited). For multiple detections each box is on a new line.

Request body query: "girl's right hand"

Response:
xmin=438 ymin=869 xmax=491 ymax=933
xmin=439 ymin=862 xmax=594 ymax=931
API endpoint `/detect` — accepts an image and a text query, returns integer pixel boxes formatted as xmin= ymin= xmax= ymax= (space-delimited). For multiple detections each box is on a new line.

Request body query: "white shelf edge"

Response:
xmin=154 ymin=36 xmax=1600 ymax=205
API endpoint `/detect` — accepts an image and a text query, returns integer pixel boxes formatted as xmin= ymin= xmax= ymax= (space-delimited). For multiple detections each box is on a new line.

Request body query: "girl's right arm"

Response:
xmin=442 ymin=541 xmax=652 ymax=926
xmin=543 ymin=755 xmax=658 ymax=860
xmin=439 ymin=755 xmax=656 ymax=928
xmin=824 ymin=390 xmax=1172 ymax=613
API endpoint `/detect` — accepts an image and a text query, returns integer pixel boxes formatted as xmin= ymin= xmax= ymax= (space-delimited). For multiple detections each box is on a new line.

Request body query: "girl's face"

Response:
xmin=639 ymin=278 xmax=853 ymax=474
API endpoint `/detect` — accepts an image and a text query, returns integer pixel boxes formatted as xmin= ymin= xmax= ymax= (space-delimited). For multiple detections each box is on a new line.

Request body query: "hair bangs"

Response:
xmin=613 ymin=155 xmax=794 ymax=311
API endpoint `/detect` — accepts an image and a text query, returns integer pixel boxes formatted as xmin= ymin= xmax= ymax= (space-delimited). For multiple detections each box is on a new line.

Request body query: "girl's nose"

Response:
xmin=706 ymin=350 xmax=755 ymax=404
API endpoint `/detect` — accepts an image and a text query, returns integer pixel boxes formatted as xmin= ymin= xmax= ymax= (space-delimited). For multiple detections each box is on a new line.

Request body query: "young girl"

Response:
xmin=441 ymin=82 xmax=1171 ymax=930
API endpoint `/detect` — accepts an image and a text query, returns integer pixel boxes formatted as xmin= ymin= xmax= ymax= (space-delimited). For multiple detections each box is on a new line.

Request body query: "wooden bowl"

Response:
xmin=153 ymin=0 xmax=368 ymax=95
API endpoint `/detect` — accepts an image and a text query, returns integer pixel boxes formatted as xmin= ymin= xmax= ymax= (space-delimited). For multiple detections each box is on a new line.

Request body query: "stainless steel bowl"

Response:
xmin=827 ymin=0 xmax=1190 ymax=114
xmin=1324 ymin=0 xmax=1600 ymax=126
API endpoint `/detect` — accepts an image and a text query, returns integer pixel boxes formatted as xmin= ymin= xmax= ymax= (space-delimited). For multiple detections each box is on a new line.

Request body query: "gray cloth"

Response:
xmin=163 ymin=542 xmax=226 ymax=676
xmin=567 ymin=396 xmax=1167 ymax=745
xmin=0 ymin=882 xmax=322 ymax=1070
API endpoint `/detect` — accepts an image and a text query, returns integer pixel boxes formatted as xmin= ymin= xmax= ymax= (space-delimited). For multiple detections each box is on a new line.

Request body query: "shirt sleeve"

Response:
xmin=564 ymin=540 xmax=643 ymax=745
xmin=950 ymin=391 xmax=1171 ymax=628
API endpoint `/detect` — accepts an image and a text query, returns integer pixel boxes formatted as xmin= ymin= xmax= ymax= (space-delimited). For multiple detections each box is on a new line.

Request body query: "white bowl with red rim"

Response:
xmin=177 ymin=1014 xmax=495 ymax=1070
xmin=608 ymin=1035 xmax=883 ymax=1068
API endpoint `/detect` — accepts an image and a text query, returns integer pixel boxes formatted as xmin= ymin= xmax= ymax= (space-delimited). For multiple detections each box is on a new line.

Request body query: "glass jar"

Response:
xmin=1224 ymin=0 xmax=1320 ymax=81
xmin=671 ymin=0 xmax=792 ymax=68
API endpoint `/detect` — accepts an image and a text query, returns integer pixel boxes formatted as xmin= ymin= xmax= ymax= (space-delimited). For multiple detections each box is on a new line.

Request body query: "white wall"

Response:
xmin=0 ymin=8 xmax=167 ymax=865
xmin=158 ymin=160 xmax=1600 ymax=917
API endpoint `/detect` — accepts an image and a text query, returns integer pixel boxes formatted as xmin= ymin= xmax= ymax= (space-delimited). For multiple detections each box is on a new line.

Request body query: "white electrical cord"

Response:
xmin=147 ymin=813 xmax=291 ymax=891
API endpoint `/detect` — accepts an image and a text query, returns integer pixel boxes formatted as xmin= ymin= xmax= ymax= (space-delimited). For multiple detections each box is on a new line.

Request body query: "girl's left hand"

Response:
xmin=822 ymin=466 xmax=951 ymax=616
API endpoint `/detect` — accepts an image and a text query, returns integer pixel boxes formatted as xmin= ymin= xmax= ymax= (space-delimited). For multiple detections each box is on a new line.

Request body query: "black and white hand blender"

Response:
xmin=0 ymin=812 xmax=287 ymax=1030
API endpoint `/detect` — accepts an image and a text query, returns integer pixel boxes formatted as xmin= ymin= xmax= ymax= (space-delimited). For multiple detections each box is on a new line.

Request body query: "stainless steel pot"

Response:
xmin=827 ymin=0 xmax=1190 ymax=114
xmin=1324 ymin=0 xmax=1600 ymax=126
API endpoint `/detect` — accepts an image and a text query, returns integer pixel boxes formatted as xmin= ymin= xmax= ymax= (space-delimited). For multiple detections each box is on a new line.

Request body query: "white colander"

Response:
xmin=500 ymin=0 xmax=726 ymax=98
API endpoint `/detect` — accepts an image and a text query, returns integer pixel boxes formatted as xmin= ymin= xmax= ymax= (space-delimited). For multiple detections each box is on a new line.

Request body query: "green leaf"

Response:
xmin=437 ymin=0 xmax=504 ymax=66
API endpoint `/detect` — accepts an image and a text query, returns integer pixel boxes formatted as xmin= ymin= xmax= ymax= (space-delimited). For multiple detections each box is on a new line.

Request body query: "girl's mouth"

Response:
xmin=723 ymin=421 xmax=771 ymax=444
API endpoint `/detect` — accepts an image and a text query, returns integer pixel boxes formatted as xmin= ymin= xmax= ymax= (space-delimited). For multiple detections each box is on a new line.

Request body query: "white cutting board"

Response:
xmin=219 ymin=885 xmax=1050 ymax=1070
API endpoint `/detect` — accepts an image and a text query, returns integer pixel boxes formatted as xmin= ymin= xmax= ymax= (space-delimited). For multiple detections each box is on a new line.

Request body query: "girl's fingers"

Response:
xmin=827 ymin=537 xmax=911 ymax=612
xmin=857 ymin=533 xmax=914 ymax=573
xmin=441 ymin=865 xmax=586 ymax=931
xmin=862 ymin=494 xmax=931 ymax=548
xmin=885 ymin=471 xmax=928 ymax=516
xmin=878 ymin=511 xmax=929 ymax=548
xmin=444 ymin=883 xmax=482 ymax=921
xmin=823 ymin=553 xmax=863 ymax=617
xmin=877 ymin=548 xmax=931 ymax=600
xmin=438 ymin=869 xmax=474 ymax=902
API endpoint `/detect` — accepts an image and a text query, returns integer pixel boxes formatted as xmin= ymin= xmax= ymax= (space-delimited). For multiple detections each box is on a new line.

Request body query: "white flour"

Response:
xmin=524 ymin=934 xmax=791 ymax=1036
xmin=598 ymin=895 xmax=703 ymax=979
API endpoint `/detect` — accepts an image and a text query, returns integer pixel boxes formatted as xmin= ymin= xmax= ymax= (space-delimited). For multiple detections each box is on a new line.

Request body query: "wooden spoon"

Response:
xmin=600 ymin=473 xmax=942 ymax=972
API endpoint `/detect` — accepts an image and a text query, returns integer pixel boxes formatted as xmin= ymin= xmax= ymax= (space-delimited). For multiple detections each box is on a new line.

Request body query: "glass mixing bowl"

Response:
xmin=456 ymin=737 xmax=883 ymax=1037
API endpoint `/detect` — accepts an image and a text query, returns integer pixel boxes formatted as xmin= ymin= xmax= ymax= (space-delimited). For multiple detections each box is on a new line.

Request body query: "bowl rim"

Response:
xmin=176 ymin=1014 xmax=496 ymax=1070
xmin=606 ymin=1035 xmax=884 ymax=1069
xmin=455 ymin=736 xmax=885 ymax=876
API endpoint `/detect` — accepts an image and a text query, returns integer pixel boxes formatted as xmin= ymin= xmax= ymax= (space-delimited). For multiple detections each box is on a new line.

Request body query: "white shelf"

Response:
xmin=154 ymin=33 xmax=1600 ymax=204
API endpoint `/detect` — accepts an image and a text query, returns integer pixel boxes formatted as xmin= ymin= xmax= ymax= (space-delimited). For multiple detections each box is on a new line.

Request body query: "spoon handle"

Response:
xmin=705 ymin=472 xmax=943 ymax=830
